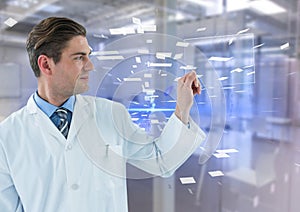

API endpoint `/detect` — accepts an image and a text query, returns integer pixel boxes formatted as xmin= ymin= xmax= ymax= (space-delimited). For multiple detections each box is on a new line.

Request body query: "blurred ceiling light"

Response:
xmin=168 ymin=12 xmax=186 ymax=22
xmin=175 ymin=12 xmax=186 ymax=21
xmin=7 ymin=0 xmax=38 ymax=8
xmin=227 ymin=0 xmax=286 ymax=15
xmin=250 ymin=0 xmax=286 ymax=15
xmin=226 ymin=0 xmax=249 ymax=12
xmin=38 ymin=4 xmax=62 ymax=13
xmin=184 ymin=0 xmax=215 ymax=7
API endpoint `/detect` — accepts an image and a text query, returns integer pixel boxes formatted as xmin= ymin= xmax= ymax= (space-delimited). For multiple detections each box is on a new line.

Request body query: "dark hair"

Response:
xmin=26 ymin=17 xmax=86 ymax=77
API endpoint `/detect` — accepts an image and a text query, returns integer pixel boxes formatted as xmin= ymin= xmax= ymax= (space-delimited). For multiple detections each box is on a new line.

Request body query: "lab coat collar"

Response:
xmin=26 ymin=94 xmax=67 ymax=142
xmin=27 ymin=94 xmax=39 ymax=114
xmin=26 ymin=94 xmax=92 ymax=144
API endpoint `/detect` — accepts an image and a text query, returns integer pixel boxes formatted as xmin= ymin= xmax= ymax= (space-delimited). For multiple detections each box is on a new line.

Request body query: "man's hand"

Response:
xmin=175 ymin=71 xmax=201 ymax=124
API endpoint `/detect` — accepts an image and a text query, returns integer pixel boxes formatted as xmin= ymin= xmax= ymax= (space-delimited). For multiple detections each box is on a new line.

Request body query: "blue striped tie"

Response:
xmin=54 ymin=108 xmax=69 ymax=138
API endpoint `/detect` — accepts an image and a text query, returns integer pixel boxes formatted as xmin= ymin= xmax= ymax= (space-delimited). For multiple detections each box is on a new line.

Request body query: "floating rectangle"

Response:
xmin=174 ymin=53 xmax=183 ymax=60
xmin=138 ymin=49 xmax=150 ymax=54
xmin=156 ymin=52 xmax=172 ymax=59
xmin=97 ymin=55 xmax=124 ymax=60
xmin=144 ymin=82 xmax=150 ymax=88
xmin=151 ymin=119 xmax=160 ymax=124
xmin=135 ymin=57 xmax=141 ymax=63
xmin=179 ymin=177 xmax=196 ymax=184
xmin=109 ymin=27 xmax=135 ymax=35
xmin=123 ymin=78 xmax=142 ymax=82
xmin=92 ymin=50 xmax=119 ymax=56
xmin=148 ymin=62 xmax=172 ymax=67
xmin=208 ymin=56 xmax=233 ymax=62
xmin=4 ymin=17 xmax=18 ymax=27
xmin=144 ymin=73 xmax=152 ymax=78
xmin=137 ymin=26 xmax=144 ymax=34
xmin=146 ymin=39 xmax=153 ymax=43
xmin=280 ymin=42 xmax=289 ymax=50
xmin=176 ymin=41 xmax=189 ymax=47
xmin=216 ymin=148 xmax=239 ymax=154
xmin=132 ymin=17 xmax=141 ymax=24
xmin=142 ymin=25 xmax=156 ymax=32
xmin=213 ymin=153 xmax=230 ymax=158
xmin=208 ymin=170 xmax=224 ymax=177
xmin=180 ymin=65 xmax=197 ymax=70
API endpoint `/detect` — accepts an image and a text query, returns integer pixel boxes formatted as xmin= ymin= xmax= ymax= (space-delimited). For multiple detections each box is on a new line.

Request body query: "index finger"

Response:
xmin=184 ymin=71 xmax=197 ymax=88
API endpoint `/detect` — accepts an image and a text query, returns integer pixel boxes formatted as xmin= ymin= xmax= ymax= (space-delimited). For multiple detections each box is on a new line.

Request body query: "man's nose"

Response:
xmin=84 ymin=57 xmax=95 ymax=71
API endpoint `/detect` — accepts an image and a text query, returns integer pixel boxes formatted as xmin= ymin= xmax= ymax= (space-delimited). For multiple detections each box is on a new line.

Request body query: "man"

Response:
xmin=0 ymin=17 xmax=206 ymax=212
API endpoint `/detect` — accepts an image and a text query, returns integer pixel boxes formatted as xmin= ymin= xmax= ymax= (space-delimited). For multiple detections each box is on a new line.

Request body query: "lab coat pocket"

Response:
xmin=92 ymin=144 xmax=126 ymax=187
xmin=97 ymin=144 xmax=126 ymax=178
xmin=93 ymin=165 xmax=115 ymax=211
xmin=93 ymin=165 xmax=114 ymax=191
xmin=93 ymin=164 xmax=127 ymax=212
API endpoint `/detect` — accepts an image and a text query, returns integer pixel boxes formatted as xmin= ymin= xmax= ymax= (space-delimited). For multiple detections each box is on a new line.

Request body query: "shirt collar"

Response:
xmin=33 ymin=91 xmax=75 ymax=117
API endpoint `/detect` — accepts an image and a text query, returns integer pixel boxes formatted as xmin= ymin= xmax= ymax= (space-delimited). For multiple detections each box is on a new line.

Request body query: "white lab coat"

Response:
xmin=0 ymin=94 xmax=206 ymax=212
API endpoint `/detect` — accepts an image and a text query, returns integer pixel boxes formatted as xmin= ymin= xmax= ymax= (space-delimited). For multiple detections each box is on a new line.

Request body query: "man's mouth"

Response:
xmin=79 ymin=75 xmax=89 ymax=80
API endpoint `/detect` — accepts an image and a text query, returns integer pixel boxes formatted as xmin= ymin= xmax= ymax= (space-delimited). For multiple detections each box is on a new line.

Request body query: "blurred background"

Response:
xmin=0 ymin=0 xmax=300 ymax=211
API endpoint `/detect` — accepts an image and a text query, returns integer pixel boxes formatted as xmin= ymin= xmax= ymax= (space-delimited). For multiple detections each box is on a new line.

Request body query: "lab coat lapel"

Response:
xmin=67 ymin=95 xmax=91 ymax=142
xmin=27 ymin=94 xmax=90 ymax=142
xmin=27 ymin=95 xmax=67 ymax=141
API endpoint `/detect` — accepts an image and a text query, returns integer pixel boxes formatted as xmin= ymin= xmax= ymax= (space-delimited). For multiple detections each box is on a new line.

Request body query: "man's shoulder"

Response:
xmin=77 ymin=95 xmax=122 ymax=108
xmin=0 ymin=106 xmax=28 ymax=147
xmin=0 ymin=105 xmax=28 ymax=127
xmin=76 ymin=95 xmax=128 ymax=118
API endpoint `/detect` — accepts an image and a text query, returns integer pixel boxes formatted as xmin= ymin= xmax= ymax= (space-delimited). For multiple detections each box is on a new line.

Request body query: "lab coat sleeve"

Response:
xmin=0 ymin=141 xmax=23 ymax=212
xmin=112 ymin=102 xmax=206 ymax=177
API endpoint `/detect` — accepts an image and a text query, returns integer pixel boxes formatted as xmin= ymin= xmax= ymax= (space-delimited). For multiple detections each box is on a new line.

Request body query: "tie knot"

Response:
xmin=55 ymin=107 xmax=68 ymax=120
xmin=51 ymin=107 xmax=70 ymax=138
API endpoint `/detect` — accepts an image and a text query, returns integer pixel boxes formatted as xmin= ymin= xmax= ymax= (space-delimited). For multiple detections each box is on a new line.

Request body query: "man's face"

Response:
xmin=50 ymin=35 xmax=94 ymax=97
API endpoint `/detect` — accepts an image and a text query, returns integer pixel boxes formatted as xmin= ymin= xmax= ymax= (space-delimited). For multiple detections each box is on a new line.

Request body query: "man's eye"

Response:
xmin=75 ymin=56 xmax=83 ymax=60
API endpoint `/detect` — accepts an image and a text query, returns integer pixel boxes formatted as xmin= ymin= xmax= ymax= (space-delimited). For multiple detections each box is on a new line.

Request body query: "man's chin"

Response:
xmin=73 ymin=85 xmax=89 ymax=95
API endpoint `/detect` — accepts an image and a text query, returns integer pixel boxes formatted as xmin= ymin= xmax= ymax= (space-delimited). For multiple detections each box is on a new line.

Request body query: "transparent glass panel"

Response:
xmin=0 ymin=0 xmax=299 ymax=212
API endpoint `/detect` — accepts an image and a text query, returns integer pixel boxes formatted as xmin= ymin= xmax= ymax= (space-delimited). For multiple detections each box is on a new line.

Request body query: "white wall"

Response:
xmin=0 ymin=44 xmax=36 ymax=120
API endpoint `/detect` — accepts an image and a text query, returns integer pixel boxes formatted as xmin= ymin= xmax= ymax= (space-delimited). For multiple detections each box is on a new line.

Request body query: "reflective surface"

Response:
xmin=0 ymin=0 xmax=300 ymax=211
xmin=128 ymin=120 xmax=300 ymax=212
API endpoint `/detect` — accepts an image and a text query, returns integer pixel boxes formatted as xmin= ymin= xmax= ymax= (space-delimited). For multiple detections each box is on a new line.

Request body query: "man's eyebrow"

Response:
xmin=70 ymin=50 xmax=92 ymax=56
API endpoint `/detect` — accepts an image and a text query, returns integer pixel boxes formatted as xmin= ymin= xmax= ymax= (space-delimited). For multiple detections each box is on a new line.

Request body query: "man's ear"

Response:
xmin=37 ymin=55 xmax=53 ymax=76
